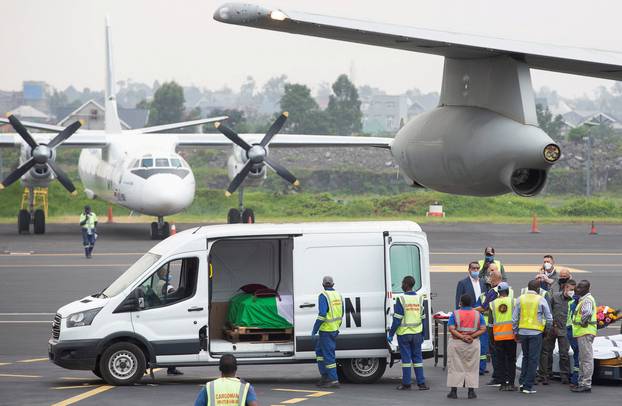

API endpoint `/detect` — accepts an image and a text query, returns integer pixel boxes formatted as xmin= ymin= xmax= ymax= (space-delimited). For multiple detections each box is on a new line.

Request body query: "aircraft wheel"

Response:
xmin=33 ymin=209 xmax=45 ymax=234
xmin=18 ymin=210 xmax=30 ymax=234
xmin=161 ymin=222 xmax=170 ymax=238
xmin=242 ymin=208 xmax=255 ymax=224
xmin=150 ymin=222 xmax=159 ymax=240
xmin=227 ymin=208 xmax=241 ymax=224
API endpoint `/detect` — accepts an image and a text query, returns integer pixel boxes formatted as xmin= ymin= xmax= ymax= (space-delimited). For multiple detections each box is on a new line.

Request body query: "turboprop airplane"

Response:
xmin=213 ymin=2 xmax=622 ymax=197
xmin=0 ymin=18 xmax=392 ymax=239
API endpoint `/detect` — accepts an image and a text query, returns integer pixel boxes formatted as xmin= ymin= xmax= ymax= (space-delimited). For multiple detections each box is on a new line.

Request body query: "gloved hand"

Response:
xmin=387 ymin=334 xmax=393 ymax=344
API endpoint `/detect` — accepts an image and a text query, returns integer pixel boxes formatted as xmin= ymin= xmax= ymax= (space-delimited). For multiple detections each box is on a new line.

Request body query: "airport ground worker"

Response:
xmin=538 ymin=279 xmax=576 ymax=385
xmin=194 ymin=353 xmax=258 ymax=406
xmin=478 ymin=246 xmax=507 ymax=287
xmin=388 ymin=276 xmax=430 ymax=391
xmin=571 ymin=279 xmax=597 ymax=393
xmin=490 ymin=282 xmax=517 ymax=391
xmin=79 ymin=205 xmax=97 ymax=258
xmin=311 ymin=275 xmax=343 ymax=388
xmin=446 ymin=293 xmax=486 ymax=400
xmin=512 ymin=279 xmax=552 ymax=394
xmin=566 ymin=282 xmax=581 ymax=388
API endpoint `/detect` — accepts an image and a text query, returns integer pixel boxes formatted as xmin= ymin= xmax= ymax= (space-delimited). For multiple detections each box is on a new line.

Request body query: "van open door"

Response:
xmin=383 ymin=231 xmax=433 ymax=357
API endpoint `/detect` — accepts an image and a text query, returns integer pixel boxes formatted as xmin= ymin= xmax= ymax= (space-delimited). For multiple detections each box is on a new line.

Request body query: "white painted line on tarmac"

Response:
xmin=0 ymin=373 xmax=42 ymax=378
xmin=17 ymin=357 xmax=48 ymax=363
xmin=0 ymin=321 xmax=54 ymax=324
xmin=0 ymin=264 xmax=130 ymax=268
xmin=0 ymin=313 xmax=55 ymax=316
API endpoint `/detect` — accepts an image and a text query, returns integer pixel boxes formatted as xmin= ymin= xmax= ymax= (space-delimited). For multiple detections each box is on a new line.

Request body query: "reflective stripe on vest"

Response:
xmin=572 ymin=295 xmax=597 ymax=337
xmin=319 ymin=290 xmax=343 ymax=332
xmin=454 ymin=309 xmax=480 ymax=334
xmin=520 ymin=287 xmax=550 ymax=299
xmin=396 ymin=294 xmax=423 ymax=335
xmin=518 ymin=293 xmax=545 ymax=332
xmin=206 ymin=377 xmax=249 ymax=406
xmin=491 ymin=295 xmax=515 ymax=341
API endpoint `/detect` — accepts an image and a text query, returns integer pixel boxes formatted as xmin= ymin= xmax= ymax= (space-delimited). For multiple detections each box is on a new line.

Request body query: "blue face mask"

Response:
xmin=166 ymin=274 xmax=173 ymax=282
xmin=470 ymin=271 xmax=480 ymax=279
xmin=485 ymin=255 xmax=494 ymax=262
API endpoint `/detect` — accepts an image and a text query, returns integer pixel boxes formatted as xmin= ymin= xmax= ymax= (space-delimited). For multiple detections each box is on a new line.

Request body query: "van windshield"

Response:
xmin=102 ymin=252 xmax=161 ymax=297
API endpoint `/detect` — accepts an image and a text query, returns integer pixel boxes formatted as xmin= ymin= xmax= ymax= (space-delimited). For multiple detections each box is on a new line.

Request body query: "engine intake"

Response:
xmin=510 ymin=168 xmax=547 ymax=197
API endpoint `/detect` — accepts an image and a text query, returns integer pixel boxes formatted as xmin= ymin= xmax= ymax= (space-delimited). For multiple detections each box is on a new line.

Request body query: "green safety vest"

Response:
xmin=566 ymin=299 xmax=575 ymax=327
xmin=319 ymin=290 xmax=343 ymax=332
xmin=206 ymin=377 xmax=249 ymax=406
xmin=478 ymin=259 xmax=501 ymax=271
xmin=396 ymin=294 xmax=424 ymax=336
xmin=572 ymin=295 xmax=597 ymax=338
xmin=518 ymin=293 xmax=545 ymax=332
xmin=79 ymin=212 xmax=98 ymax=230
xmin=491 ymin=295 xmax=515 ymax=341
xmin=520 ymin=287 xmax=550 ymax=300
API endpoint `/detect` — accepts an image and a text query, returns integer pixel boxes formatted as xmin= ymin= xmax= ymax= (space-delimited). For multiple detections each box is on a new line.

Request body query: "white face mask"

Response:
xmin=543 ymin=262 xmax=553 ymax=271
xmin=566 ymin=290 xmax=575 ymax=298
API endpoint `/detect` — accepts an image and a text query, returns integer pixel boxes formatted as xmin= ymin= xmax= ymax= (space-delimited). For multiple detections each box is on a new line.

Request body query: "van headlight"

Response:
xmin=67 ymin=308 xmax=102 ymax=328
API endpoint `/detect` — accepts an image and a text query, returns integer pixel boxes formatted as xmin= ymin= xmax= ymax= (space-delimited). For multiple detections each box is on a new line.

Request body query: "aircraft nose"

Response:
xmin=141 ymin=174 xmax=194 ymax=216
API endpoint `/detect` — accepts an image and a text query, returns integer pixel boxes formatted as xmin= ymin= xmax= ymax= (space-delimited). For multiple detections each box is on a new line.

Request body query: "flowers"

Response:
xmin=597 ymin=306 xmax=620 ymax=329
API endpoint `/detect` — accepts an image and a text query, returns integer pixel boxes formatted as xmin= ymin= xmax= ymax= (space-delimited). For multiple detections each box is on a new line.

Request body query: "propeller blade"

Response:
xmin=265 ymin=157 xmax=299 ymax=186
xmin=8 ymin=115 xmax=38 ymax=149
xmin=215 ymin=122 xmax=252 ymax=151
xmin=260 ymin=112 xmax=288 ymax=147
xmin=47 ymin=160 xmax=77 ymax=194
xmin=48 ymin=120 xmax=82 ymax=149
xmin=225 ymin=161 xmax=253 ymax=196
xmin=0 ymin=158 xmax=36 ymax=189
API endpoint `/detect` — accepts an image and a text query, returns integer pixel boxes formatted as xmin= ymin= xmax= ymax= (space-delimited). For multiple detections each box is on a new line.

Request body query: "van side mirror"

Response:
xmin=113 ymin=287 xmax=146 ymax=313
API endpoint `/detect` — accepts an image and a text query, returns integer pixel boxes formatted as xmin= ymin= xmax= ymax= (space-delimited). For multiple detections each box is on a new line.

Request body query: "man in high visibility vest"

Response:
xmin=566 ymin=281 xmax=581 ymax=388
xmin=79 ymin=205 xmax=98 ymax=258
xmin=512 ymin=279 xmax=552 ymax=394
xmin=388 ymin=276 xmax=430 ymax=391
xmin=570 ymin=280 xmax=597 ymax=393
xmin=490 ymin=282 xmax=517 ymax=391
xmin=311 ymin=275 xmax=344 ymax=388
xmin=194 ymin=353 xmax=258 ymax=406
xmin=478 ymin=246 xmax=507 ymax=289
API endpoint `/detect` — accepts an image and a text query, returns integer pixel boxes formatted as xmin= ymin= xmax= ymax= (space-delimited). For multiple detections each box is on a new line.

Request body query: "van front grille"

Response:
xmin=51 ymin=313 xmax=61 ymax=340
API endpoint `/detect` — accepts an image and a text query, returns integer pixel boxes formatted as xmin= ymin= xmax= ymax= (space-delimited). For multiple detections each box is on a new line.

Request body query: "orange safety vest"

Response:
xmin=454 ymin=309 xmax=480 ymax=335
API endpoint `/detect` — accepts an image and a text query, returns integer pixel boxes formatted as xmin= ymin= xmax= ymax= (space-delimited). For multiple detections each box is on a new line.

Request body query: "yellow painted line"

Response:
xmin=305 ymin=391 xmax=332 ymax=398
xmin=17 ymin=357 xmax=48 ymax=363
xmin=51 ymin=384 xmax=100 ymax=390
xmin=50 ymin=385 xmax=114 ymax=406
xmin=281 ymin=399 xmax=307 ymax=404
xmin=431 ymin=252 xmax=622 ymax=256
xmin=61 ymin=377 xmax=102 ymax=381
xmin=0 ymin=264 xmax=130 ymax=268
xmin=0 ymin=362 xmax=12 ymax=366
xmin=273 ymin=389 xmax=333 ymax=396
xmin=0 ymin=373 xmax=42 ymax=378
xmin=431 ymin=265 xmax=588 ymax=273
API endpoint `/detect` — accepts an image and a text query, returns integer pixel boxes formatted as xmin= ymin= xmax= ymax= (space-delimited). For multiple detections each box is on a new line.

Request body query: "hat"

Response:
xmin=498 ymin=282 xmax=510 ymax=291
xmin=322 ymin=276 xmax=334 ymax=286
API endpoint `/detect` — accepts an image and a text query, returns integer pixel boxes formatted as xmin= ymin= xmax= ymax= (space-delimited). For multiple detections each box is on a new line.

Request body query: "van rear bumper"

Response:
xmin=48 ymin=338 xmax=100 ymax=370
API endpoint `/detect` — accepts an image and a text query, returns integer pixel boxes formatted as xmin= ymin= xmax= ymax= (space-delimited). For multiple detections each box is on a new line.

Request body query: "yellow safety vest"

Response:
xmin=566 ymin=299 xmax=575 ymax=327
xmin=518 ymin=293 xmax=545 ymax=332
xmin=480 ymin=286 xmax=514 ymax=327
xmin=396 ymin=294 xmax=424 ymax=336
xmin=572 ymin=295 xmax=597 ymax=338
xmin=491 ymin=295 xmax=515 ymax=341
xmin=79 ymin=212 xmax=98 ymax=230
xmin=206 ymin=377 xmax=249 ymax=406
xmin=520 ymin=287 xmax=550 ymax=300
xmin=319 ymin=290 xmax=343 ymax=332
xmin=478 ymin=259 xmax=501 ymax=272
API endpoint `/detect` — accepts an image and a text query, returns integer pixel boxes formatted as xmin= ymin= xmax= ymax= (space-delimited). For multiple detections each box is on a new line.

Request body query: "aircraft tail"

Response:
xmin=104 ymin=16 xmax=123 ymax=134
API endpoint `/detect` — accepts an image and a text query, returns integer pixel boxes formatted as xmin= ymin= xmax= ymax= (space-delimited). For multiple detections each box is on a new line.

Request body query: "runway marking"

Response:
xmin=17 ymin=357 xmax=48 ymax=363
xmin=50 ymin=385 xmax=114 ymax=406
xmin=280 ymin=398 xmax=307 ymax=404
xmin=272 ymin=388 xmax=333 ymax=405
xmin=0 ymin=264 xmax=130 ymax=268
xmin=0 ymin=252 xmax=143 ymax=257
xmin=0 ymin=321 xmax=54 ymax=324
xmin=0 ymin=313 xmax=55 ymax=316
xmin=0 ymin=373 xmax=42 ymax=378
xmin=0 ymin=362 xmax=12 ymax=366
xmin=51 ymin=384 xmax=100 ymax=390
xmin=431 ymin=252 xmax=622 ymax=256
xmin=430 ymin=265 xmax=588 ymax=273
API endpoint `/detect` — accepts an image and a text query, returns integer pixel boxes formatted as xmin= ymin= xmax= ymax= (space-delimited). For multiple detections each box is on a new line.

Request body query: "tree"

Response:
xmin=178 ymin=107 xmax=202 ymax=133
xmin=257 ymin=75 xmax=287 ymax=114
xmin=325 ymin=74 xmax=362 ymax=136
xmin=203 ymin=108 xmax=249 ymax=133
xmin=147 ymin=81 xmax=185 ymax=126
xmin=536 ymin=103 xmax=565 ymax=142
xmin=279 ymin=83 xmax=330 ymax=134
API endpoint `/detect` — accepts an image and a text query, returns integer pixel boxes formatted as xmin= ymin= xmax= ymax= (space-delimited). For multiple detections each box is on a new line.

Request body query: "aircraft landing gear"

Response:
xmin=17 ymin=187 xmax=48 ymax=234
xmin=18 ymin=209 xmax=30 ymax=234
xmin=226 ymin=188 xmax=255 ymax=224
xmin=150 ymin=216 xmax=170 ymax=240
xmin=33 ymin=209 xmax=45 ymax=234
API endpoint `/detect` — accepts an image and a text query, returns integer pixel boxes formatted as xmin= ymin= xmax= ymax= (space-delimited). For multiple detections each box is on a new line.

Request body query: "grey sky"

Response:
xmin=2 ymin=0 xmax=620 ymax=98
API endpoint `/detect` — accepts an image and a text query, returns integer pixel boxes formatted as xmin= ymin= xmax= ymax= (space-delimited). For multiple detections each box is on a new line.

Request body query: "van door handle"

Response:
xmin=188 ymin=306 xmax=204 ymax=312
xmin=299 ymin=303 xmax=315 ymax=308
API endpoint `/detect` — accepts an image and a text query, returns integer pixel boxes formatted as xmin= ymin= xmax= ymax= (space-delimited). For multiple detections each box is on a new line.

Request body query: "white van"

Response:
xmin=49 ymin=221 xmax=433 ymax=385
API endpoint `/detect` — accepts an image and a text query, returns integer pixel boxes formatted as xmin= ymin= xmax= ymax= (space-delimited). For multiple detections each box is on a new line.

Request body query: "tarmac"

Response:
xmin=0 ymin=222 xmax=620 ymax=405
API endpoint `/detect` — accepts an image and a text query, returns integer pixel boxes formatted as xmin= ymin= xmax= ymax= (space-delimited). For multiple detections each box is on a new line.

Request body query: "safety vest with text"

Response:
xmin=396 ymin=293 xmax=424 ymax=335
xmin=518 ymin=293 xmax=545 ymax=332
xmin=206 ymin=377 xmax=249 ymax=406
xmin=480 ymin=286 xmax=514 ymax=327
xmin=572 ymin=294 xmax=597 ymax=338
xmin=454 ymin=309 xmax=481 ymax=335
xmin=491 ymin=295 xmax=515 ymax=341
xmin=319 ymin=290 xmax=343 ymax=332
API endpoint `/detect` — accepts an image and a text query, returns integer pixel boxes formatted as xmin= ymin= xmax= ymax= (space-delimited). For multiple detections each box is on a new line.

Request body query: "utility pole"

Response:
xmin=583 ymin=121 xmax=598 ymax=197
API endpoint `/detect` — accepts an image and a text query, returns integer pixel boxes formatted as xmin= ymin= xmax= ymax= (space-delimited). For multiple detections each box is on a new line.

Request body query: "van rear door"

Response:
xmin=384 ymin=231 xmax=433 ymax=353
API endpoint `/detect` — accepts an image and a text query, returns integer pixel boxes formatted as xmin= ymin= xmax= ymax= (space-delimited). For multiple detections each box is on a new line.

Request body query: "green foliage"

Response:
xmin=280 ymin=84 xmax=331 ymax=134
xmin=325 ymin=74 xmax=362 ymax=136
xmin=556 ymin=198 xmax=622 ymax=217
xmin=147 ymin=81 xmax=185 ymax=126
xmin=204 ymin=109 xmax=249 ymax=133
xmin=567 ymin=125 xmax=590 ymax=142
xmin=536 ymin=103 xmax=564 ymax=142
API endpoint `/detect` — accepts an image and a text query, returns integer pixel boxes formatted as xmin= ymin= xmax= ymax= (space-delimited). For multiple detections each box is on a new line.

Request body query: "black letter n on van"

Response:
xmin=345 ymin=297 xmax=361 ymax=328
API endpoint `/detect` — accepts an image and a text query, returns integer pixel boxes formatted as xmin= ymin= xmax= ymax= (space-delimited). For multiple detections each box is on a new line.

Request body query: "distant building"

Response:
xmin=7 ymin=105 xmax=50 ymax=123
xmin=57 ymin=99 xmax=148 ymax=130
xmin=362 ymin=94 xmax=410 ymax=134
xmin=561 ymin=110 xmax=622 ymax=133
xmin=22 ymin=81 xmax=50 ymax=113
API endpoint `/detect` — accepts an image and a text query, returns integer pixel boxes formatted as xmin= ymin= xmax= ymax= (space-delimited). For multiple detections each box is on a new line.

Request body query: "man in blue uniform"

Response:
xmin=388 ymin=276 xmax=430 ymax=390
xmin=312 ymin=275 xmax=344 ymax=388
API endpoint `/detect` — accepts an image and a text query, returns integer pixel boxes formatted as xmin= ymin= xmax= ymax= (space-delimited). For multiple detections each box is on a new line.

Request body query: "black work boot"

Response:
xmin=468 ymin=388 xmax=477 ymax=399
xmin=447 ymin=387 xmax=458 ymax=399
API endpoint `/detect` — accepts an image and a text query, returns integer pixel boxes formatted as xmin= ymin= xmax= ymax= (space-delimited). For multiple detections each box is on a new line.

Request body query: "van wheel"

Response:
xmin=92 ymin=364 xmax=102 ymax=379
xmin=340 ymin=357 xmax=386 ymax=384
xmin=99 ymin=342 xmax=146 ymax=386
xmin=336 ymin=363 xmax=349 ymax=383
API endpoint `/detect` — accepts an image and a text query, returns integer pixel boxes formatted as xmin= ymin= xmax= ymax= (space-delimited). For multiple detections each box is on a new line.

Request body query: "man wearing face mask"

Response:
xmin=478 ymin=247 xmax=507 ymax=290
xmin=566 ymin=280 xmax=581 ymax=388
xmin=538 ymin=279 xmax=575 ymax=385
xmin=571 ymin=280 xmax=597 ymax=393
xmin=536 ymin=255 xmax=559 ymax=292
xmin=557 ymin=268 xmax=572 ymax=290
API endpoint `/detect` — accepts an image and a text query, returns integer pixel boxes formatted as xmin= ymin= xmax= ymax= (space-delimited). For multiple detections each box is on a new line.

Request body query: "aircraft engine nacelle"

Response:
xmin=227 ymin=145 xmax=267 ymax=187
xmin=391 ymin=106 xmax=560 ymax=197
xmin=20 ymin=145 xmax=56 ymax=185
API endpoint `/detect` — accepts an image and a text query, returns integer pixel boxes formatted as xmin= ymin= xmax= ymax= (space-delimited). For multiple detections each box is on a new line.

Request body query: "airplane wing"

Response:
xmin=175 ymin=133 xmax=392 ymax=149
xmin=214 ymin=3 xmax=622 ymax=81
xmin=0 ymin=118 xmax=65 ymax=133
xmin=0 ymin=134 xmax=109 ymax=148
xmin=127 ymin=116 xmax=229 ymax=134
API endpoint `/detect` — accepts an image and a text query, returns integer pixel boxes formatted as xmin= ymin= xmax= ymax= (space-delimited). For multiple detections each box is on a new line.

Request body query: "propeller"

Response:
xmin=0 ymin=115 xmax=81 ymax=193
xmin=215 ymin=112 xmax=300 ymax=196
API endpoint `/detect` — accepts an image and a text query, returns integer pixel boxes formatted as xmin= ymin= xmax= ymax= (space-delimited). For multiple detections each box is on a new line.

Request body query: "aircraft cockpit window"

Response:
xmin=170 ymin=158 xmax=182 ymax=168
xmin=141 ymin=158 xmax=153 ymax=168
xmin=155 ymin=158 xmax=169 ymax=167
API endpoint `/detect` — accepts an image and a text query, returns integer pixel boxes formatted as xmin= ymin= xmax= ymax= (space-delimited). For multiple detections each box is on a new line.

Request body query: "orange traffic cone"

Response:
xmin=530 ymin=213 xmax=540 ymax=233
xmin=590 ymin=221 xmax=598 ymax=235
xmin=107 ymin=206 xmax=114 ymax=223
xmin=170 ymin=224 xmax=177 ymax=235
